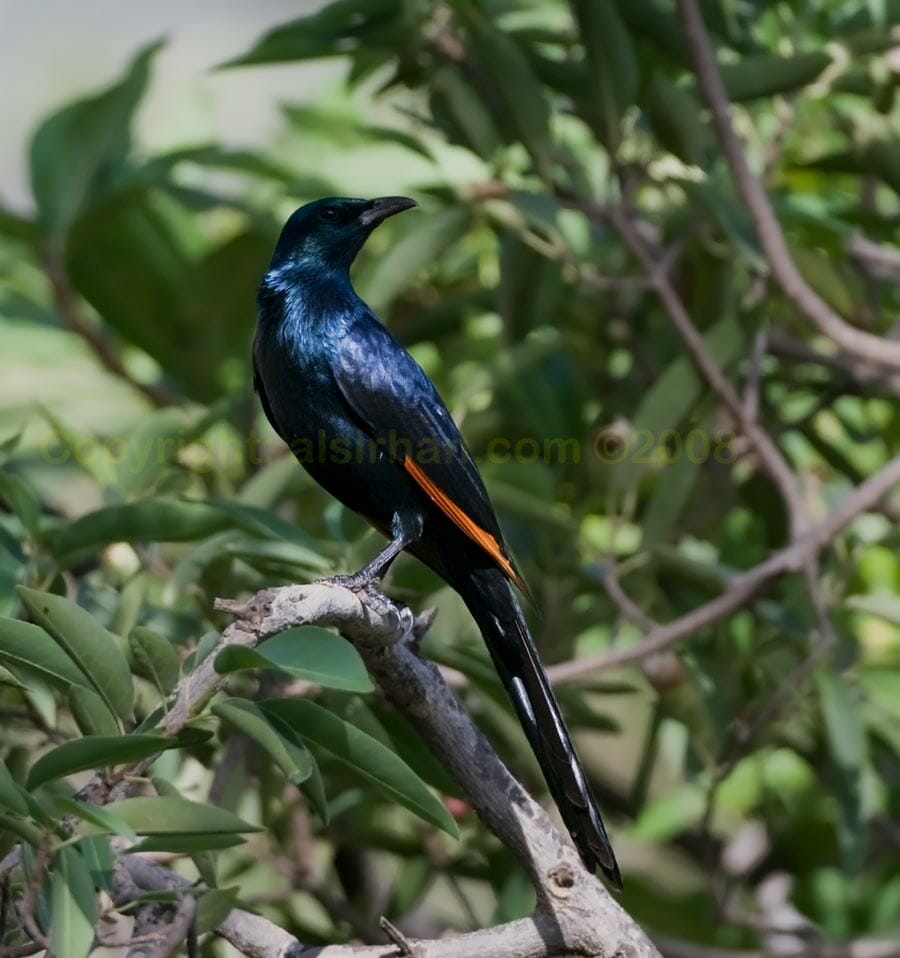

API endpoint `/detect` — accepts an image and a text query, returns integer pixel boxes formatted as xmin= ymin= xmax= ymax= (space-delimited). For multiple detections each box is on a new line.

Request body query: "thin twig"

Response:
xmin=768 ymin=331 xmax=900 ymax=398
xmin=742 ymin=330 xmax=768 ymax=426
xmin=606 ymin=205 xmax=808 ymax=538
xmin=548 ymin=456 xmax=900 ymax=682
xmin=209 ymin=582 xmax=662 ymax=957
xmin=16 ymin=841 xmax=50 ymax=954
xmin=0 ymin=943 xmax=43 ymax=958
xmin=43 ymin=251 xmax=178 ymax=409
xmin=676 ymin=0 xmax=900 ymax=372
xmin=379 ymin=916 xmax=419 ymax=957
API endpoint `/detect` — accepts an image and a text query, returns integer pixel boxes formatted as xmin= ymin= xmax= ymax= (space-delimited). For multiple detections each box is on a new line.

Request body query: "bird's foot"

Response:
xmin=315 ymin=573 xmax=402 ymax=620
xmin=315 ymin=573 xmax=417 ymax=646
xmin=316 ymin=571 xmax=382 ymax=594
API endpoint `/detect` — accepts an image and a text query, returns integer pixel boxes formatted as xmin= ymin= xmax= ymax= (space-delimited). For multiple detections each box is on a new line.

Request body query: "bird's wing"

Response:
xmin=252 ymin=346 xmax=286 ymax=442
xmin=334 ymin=311 xmax=525 ymax=591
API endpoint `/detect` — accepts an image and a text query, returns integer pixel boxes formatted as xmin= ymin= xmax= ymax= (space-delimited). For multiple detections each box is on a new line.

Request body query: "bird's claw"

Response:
xmin=315 ymin=573 xmax=396 ymax=613
xmin=315 ymin=573 xmax=415 ymax=645
xmin=317 ymin=572 xmax=372 ymax=592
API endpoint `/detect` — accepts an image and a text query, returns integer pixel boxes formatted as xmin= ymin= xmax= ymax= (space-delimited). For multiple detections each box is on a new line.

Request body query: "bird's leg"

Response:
xmin=345 ymin=535 xmax=409 ymax=587
xmin=322 ymin=513 xmax=422 ymax=593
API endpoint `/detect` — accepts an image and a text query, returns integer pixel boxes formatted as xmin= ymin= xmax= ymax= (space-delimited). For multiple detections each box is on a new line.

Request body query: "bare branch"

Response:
xmin=767 ymin=331 xmax=900 ymax=398
xmin=741 ymin=330 xmax=768 ymax=425
xmin=43 ymin=251 xmax=178 ymax=409
xmin=606 ymin=205 xmax=808 ymax=537
xmin=549 ymin=456 xmax=900 ymax=682
xmin=847 ymin=234 xmax=900 ymax=279
xmin=209 ymin=581 xmax=662 ymax=957
xmin=28 ymin=579 xmax=662 ymax=958
xmin=127 ymin=895 xmax=196 ymax=958
xmin=15 ymin=841 xmax=50 ymax=954
xmin=675 ymin=0 xmax=900 ymax=372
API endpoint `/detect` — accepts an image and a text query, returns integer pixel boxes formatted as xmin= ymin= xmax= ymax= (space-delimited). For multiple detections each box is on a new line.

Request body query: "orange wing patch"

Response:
xmin=403 ymin=456 xmax=527 ymax=593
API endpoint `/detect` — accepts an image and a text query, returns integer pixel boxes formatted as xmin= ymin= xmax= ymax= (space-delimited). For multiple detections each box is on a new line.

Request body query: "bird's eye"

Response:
xmin=319 ymin=207 xmax=338 ymax=222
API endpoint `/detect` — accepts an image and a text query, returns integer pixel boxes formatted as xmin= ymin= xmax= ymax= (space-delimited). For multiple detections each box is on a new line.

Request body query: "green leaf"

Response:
xmin=612 ymin=314 xmax=745 ymax=489
xmin=571 ymin=0 xmax=639 ymax=152
xmin=185 ymin=631 xmax=221 ymax=673
xmin=860 ymin=669 xmax=900 ymax=723
xmin=846 ymin=594 xmax=900 ymax=626
xmin=53 ymin=499 xmax=245 ymax=562
xmin=50 ymin=847 xmax=97 ymax=958
xmin=213 ymin=698 xmax=314 ymax=784
xmin=67 ymin=685 xmax=120 ymax=736
xmin=387 ymin=855 xmax=432 ymax=919
xmin=0 ymin=471 xmax=41 ymax=537
xmin=262 ymin=698 xmax=459 ymax=839
xmin=817 ymin=670 xmax=867 ymax=772
xmin=26 ymin=734 xmax=170 ymax=789
xmin=0 ymin=761 xmax=29 ymax=816
xmin=494 ymin=867 xmax=536 ymax=924
xmin=430 ymin=67 xmax=502 ymax=158
xmin=456 ymin=6 xmax=553 ymax=178
xmin=792 ymin=246 xmax=863 ymax=317
xmin=129 ymin=626 xmax=181 ymax=695
xmin=54 ymin=498 xmax=317 ymax=565
xmin=195 ymin=887 xmax=239 ymax=934
xmin=55 ymin=796 xmax=138 ymax=844
xmin=99 ymin=796 xmax=261 ymax=836
xmin=718 ymin=51 xmax=830 ymax=102
xmin=132 ymin=833 xmax=247 ymax=853
xmin=63 ymin=188 xmax=207 ymax=398
xmin=630 ymin=783 xmax=706 ymax=842
xmin=208 ymin=499 xmax=327 ymax=549
xmin=221 ymin=538 xmax=331 ymax=577
xmin=146 ymin=778 xmax=233 ymax=869
xmin=17 ymin=587 xmax=133 ymax=720
xmin=30 ymin=41 xmax=162 ymax=241
xmin=0 ymin=664 xmax=25 ymax=689
xmin=0 ymin=206 xmax=40 ymax=247
xmin=111 ymin=405 xmax=218 ymax=495
xmin=641 ymin=453 xmax=701 ymax=547
xmin=862 ymin=138 xmax=900 ymax=196
xmin=0 ymin=812 xmax=43 ymax=846
xmin=360 ymin=208 xmax=471 ymax=313
xmin=348 ymin=702 xmax=462 ymax=798
xmin=0 ymin=618 xmax=91 ymax=690
xmin=644 ymin=74 xmax=708 ymax=166
xmin=220 ymin=0 xmax=401 ymax=67
xmin=301 ymin=757 xmax=330 ymax=824
xmin=78 ymin=835 xmax=116 ymax=893
xmin=214 ymin=627 xmax=372 ymax=693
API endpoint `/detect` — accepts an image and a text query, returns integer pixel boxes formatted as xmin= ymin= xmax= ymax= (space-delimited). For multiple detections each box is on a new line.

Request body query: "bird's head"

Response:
xmin=267 ymin=196 xmax=417 ymax=275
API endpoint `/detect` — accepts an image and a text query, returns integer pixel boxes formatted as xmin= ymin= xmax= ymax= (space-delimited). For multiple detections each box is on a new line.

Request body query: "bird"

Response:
xmin=252 ymin=195 xmax=621 ymax=888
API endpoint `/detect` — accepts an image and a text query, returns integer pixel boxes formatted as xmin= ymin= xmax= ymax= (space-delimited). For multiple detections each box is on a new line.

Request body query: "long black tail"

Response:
xmin=456 ymin=565 xmax=621 ymax=888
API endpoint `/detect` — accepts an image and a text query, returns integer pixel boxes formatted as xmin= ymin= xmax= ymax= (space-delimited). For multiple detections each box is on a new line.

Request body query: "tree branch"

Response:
xmin=606 ymin=205 xmax=808 ymax=538
xmin=548 ymin=455 xmax=900 ymax=682
xmin=8 ymin=580 xmax=659 ymax=957
xmin=206 ymin=581 xmax=661 ymax=957
xmin=767 ymin=331 xmax=900 ymax=399
xmin=675 ymin=0 xmax=900 ymax=372
xmin=43 ymin=251 xmax=178 ymax=409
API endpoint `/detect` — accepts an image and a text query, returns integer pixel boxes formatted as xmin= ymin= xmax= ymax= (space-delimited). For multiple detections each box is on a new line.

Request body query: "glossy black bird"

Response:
xmin=253 ymin=196 xmax=621 ymax=887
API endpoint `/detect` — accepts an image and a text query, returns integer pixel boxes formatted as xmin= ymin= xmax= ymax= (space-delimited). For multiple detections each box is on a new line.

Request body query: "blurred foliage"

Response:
xmin=1 ymin=0 xmax=900 ymax=954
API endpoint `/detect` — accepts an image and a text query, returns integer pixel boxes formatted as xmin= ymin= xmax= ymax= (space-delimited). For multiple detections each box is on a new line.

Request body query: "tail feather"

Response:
xmin=457 ymin=567 xmax=621 ymax=888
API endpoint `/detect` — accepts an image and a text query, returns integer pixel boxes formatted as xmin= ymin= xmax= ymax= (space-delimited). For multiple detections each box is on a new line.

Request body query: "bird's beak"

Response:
xmin=358 ymin=196 xmax=417 ymax=227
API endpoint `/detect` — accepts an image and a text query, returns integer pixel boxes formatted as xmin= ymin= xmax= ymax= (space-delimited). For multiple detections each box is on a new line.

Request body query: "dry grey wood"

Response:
xmin=208 ymin=580 xmax=661 ymax=957
xmin=2 ymin=581 xmax=660 ymax=957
